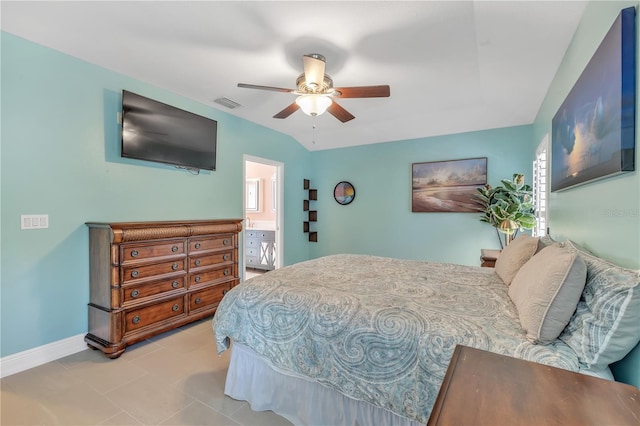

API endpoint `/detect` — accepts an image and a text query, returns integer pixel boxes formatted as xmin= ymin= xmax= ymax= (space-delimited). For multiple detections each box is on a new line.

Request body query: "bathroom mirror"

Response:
xmin=246 ymin=178 xmax=261 ymax=212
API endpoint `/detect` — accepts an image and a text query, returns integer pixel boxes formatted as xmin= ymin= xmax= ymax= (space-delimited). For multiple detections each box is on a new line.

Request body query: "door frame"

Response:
xmin=243 ymin=155 xmax=284 ymax=279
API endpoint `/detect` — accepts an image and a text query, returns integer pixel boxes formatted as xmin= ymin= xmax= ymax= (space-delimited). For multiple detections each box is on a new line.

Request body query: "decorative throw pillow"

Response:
xmin=558 ymin=241 xmax=640 ymax=370
xmin=495 ymin=234 xmax=539 ymax=286
xmin=509 ymin=245 xmax=587 ymax=344
xmin=536 ymin=234 xmax=557 ymax=254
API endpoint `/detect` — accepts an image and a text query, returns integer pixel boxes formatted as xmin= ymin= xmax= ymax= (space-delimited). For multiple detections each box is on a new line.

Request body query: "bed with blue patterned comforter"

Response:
xmin=213 ymin=254 xmax=581 ymax=424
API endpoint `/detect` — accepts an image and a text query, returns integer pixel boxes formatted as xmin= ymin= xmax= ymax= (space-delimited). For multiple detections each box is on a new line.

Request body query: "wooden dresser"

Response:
xmin=428 ymin=345 xmax=640 ymax=425
xmin=85 ymin=219 xmax=242 ymax=358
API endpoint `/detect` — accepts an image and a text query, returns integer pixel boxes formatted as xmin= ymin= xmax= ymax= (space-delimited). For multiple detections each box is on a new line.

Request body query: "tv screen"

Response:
xmin=121 ymin=90 xmax=217 ymax=171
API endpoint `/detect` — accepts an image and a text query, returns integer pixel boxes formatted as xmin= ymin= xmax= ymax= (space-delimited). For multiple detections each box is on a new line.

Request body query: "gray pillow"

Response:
xmin=559 ymin=240 xmax=640 ymax=370
xmin=495 ymin=234 xmax=539 ymax=285
xmin=509 ymin=245 xmax=587 ymax=344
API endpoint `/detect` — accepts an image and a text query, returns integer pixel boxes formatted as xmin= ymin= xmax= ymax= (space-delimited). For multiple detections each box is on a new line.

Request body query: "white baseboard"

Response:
xmin=0 ymin=333 xmax=88 ymax=378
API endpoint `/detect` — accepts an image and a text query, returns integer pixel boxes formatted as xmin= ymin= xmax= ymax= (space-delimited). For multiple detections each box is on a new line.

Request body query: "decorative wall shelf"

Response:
xmin=303 ymin=179 xmax=317 ymax=242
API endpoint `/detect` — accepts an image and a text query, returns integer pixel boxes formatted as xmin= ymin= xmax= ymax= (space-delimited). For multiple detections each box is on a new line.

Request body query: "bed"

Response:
xmin=213 ymin=237 xmax=640 ymax=425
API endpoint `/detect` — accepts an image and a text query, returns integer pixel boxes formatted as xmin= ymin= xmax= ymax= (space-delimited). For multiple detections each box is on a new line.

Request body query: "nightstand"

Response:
xmin=428 ymin=345 xmax=640 ymax=426
xmin=480 ymin=249 xmax=501 ymax=267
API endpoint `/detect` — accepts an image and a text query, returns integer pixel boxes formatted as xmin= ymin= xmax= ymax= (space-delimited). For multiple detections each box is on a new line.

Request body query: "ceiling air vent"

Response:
xmin=214 ymin=97 xmax=242 ymax=109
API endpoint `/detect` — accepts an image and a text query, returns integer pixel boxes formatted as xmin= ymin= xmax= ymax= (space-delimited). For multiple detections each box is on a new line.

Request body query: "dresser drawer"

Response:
xmin=246 ymin=256 xmax=260 ymax=267
xmin=189 ymin=283 xmax=232 ymax=313
xmin=122 ymin=276 xmax=186 ymax=306
xmin=121 ymin=240 xmax=186 ymax=263
xmin=246 ymin=247 xmax=259 ymax=257
xmin=189 ymin=264 xmax=236 ymax=288
xmin=121 ymin=259 xmax=186 ymax=283
xmin=190 ymin=250 xmax=234 ymax=271
xmin=124 ymin=296 xmax=185 ymax=333
xmin=245 ymin=238 xmax=262 ymax=249
xmin=246 ymin=230 xmax=274 ymax=240
xmin=189 ymin=235 xmax=235 ymax=253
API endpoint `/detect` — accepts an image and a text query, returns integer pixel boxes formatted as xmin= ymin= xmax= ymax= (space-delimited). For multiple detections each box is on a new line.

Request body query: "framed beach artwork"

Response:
xmin=551 ymin=7 xmax=636 ymax=192
xmin=412 ymin=157 xmax=487 ymax=213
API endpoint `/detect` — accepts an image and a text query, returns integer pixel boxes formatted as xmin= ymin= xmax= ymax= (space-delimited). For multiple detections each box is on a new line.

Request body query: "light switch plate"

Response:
xmin=21 ymin=214 xmax=49 ymax=229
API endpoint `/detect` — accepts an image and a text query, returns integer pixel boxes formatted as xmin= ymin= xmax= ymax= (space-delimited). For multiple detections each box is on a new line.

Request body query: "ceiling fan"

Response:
xmin=237 ymin=53 xmax=390 ymax=123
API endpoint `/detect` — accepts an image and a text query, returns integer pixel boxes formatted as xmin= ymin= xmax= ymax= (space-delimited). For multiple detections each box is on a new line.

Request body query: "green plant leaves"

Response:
xmin=473 ymin=173 xmax=536 ymax=238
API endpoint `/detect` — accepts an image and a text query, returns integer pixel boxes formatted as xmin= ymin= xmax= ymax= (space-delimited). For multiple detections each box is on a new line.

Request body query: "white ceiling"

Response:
xmin=1 ymin=1 xmax=587 ymax=151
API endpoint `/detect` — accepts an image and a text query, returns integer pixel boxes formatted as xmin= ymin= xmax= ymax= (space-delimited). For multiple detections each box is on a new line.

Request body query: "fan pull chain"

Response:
xmin=312 ymin=123 xmax=316 ymax=145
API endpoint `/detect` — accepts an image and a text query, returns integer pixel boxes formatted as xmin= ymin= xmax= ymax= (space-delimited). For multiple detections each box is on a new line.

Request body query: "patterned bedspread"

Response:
xmin=213 ymin=254 xmax=580 ymax=423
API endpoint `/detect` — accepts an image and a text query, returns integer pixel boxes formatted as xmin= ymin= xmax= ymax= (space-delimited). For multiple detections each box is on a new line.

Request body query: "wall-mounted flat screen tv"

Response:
xmin=121 ymin=90 xmax=217 ymax=171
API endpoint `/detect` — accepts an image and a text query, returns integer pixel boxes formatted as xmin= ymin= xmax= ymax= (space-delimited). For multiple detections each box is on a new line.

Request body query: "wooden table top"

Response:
xmin=428 ymin=345 xmax=640 ymax=426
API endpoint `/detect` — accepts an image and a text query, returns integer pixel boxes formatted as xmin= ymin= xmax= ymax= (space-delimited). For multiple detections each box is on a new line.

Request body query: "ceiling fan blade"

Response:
xmin=273 ymin=102 xmax=300 ymax=119
xmin=327 ymin=101 xmax=355 ymax=123
xmin=238 ymin=83 xmax=294 ymax=93
xmin=303 ymin=54 xmax=326 ymax=89
xmin=333 ymin=85 xmax=390 ymax=98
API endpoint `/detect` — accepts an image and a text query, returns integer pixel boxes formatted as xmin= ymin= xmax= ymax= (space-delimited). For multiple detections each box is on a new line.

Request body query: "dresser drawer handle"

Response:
xmin=131 ymin=250 xmax=139 ymax=258
xmin=195 ymin=297 xmax=202 ymax=305
xmin=172 ymin=263 xmax=179 ymax=270
xmin=131 ymin=289 xmax=139 ymax=298
xmin=223 ymin=254 xmax=230 ymax=261
xmin=223 ymin=239 xmax=230 ymax=246
xmin=223 ymin=269 xmax=230 ymax=276
xmin=132 ymin=316 xmax=140 ymax=324
xmin=172 ymin=281 xmax=179 ymax=289
xmin=195 ymin=276 xmax=201 ymax=282
xmin=195 ymin=243 xmax=201 ymax=249
xmin=172 ymin=245 xmax=178 ymax=252
xmin=222 ymin=289 xmax=228 ymax=296
xmin=172 ymin=304 xmax=180 ymax=312
xmin=195 ymin=259 xmax=201 ymax=266
xmin=131 ymin=270 xmax=139 ymax=278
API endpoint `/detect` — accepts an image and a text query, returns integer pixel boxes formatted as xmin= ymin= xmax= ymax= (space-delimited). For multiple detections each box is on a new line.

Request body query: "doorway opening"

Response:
xmin=243 ymin=156 xmax=283 ymax=280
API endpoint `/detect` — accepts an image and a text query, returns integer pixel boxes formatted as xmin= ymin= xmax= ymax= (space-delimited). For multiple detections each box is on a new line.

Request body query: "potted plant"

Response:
xmin=475 ymin=174 xmax=536 ymax=249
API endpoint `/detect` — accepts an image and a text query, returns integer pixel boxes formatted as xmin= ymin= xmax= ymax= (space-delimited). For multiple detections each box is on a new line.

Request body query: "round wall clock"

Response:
xmin=334 ymin=181 xmax=356 ymax=205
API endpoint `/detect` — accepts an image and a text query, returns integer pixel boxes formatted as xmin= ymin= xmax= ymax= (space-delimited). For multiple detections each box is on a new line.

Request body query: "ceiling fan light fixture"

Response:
xmin=295 ymin=94 xmax=332 ymax=117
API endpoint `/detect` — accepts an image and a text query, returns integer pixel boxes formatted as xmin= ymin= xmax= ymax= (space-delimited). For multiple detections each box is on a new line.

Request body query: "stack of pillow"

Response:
xmin=495 ymin=234 xmax=587 ymax=344
xmin=495 ymin=234 xmax=640 ymax=375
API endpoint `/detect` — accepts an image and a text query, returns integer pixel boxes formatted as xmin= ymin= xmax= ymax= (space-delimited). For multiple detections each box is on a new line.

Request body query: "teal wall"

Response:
xmin=0 ymin=32 xmax=312 ymax=357
xmin=309 ymin=125 xmax=533 ymax=265
xmin=532 ymin=1 xmax=640 ymax=387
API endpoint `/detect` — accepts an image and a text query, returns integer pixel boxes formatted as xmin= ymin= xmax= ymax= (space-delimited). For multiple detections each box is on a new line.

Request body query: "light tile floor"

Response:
xmin=244 ymin=269 xmax=265 ymax=280
xmin=0 ymin=317 xmax=292 ymax=425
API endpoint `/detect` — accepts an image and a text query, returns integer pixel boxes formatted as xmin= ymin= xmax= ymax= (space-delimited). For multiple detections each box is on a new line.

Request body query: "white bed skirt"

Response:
xmin=225 ymin=343 xmax=424 ymax=426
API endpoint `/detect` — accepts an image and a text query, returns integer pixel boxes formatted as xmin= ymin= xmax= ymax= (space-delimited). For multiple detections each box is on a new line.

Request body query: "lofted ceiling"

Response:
xmin=1 ymin=1 xmax=587 ymax=151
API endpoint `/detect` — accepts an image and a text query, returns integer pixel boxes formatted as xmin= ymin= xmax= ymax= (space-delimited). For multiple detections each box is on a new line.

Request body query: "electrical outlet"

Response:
xmin=21 ymin=214 xmax=49 ymax=230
